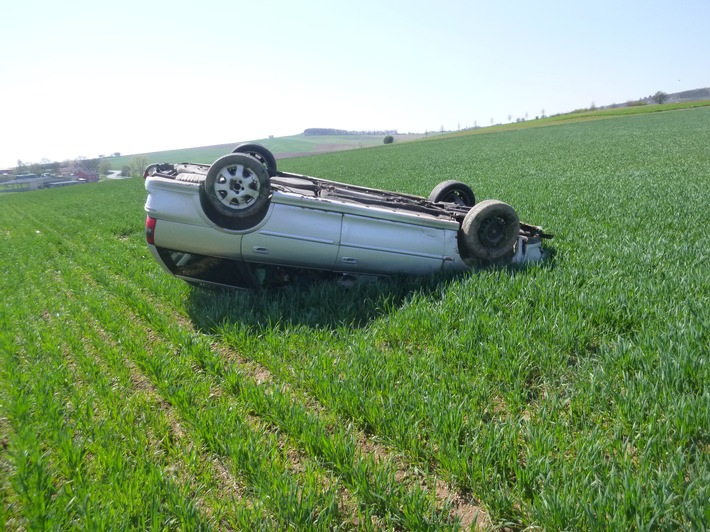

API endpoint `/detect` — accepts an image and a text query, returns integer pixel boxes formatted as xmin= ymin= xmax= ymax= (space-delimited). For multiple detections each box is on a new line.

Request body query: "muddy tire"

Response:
xmin=461 ymin=200 xmax=520 ymax=261
xmin=232 ymin=143 xmax=277 ymax=176
xmin=428 ymin=180 xmax=476 ymax=206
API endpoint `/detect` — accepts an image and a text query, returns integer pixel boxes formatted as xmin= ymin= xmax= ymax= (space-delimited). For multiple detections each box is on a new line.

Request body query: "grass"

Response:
xmin=1 ymin=105 xmax=709 ymax=529
xmin=101 ymin=100 xmax=710 ymax=170
xmin=104 ymin=133 xmax=424 ymax=168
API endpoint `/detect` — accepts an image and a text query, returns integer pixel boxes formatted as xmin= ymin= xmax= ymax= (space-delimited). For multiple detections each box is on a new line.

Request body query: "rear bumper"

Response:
xmin=147 ymin=244 xmax=173 ymax=274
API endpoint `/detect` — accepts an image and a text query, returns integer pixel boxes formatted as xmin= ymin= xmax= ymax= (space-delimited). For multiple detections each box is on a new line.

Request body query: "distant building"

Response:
xmin=0 ymin=173 xmax=87 ymax=193
xmin=66 ymin=161 xmax=99 ymax=182
xmin=1 ymin=175 xmax=54 ymax=192
xmin=45 ymin=180 xmax=86 ymax=189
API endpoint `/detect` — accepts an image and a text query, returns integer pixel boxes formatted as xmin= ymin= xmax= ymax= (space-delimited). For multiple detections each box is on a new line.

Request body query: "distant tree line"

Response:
xmin=303 ymin=128 xmax=398 ymax=136
xmin=14 ymin=159 xmax=95 ymax=176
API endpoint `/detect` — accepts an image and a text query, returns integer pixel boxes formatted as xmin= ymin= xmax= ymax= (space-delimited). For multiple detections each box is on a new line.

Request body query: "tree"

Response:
xmin=651 ymin=91 xmax=669 ymax=104
xmin=80 ymin=158 xmax=100 ymax=172
xmin=130 ymin=156 xmax=149 ymax=178
xmin=130 ymin=156 xmax=149 ymax=177
xmin=383 ymin=135 xmax=394 ymax=144
xmin=98 ymin=159 xmax=112 ymax=176
xmin=44 ymin=161 xmax=60 ymax=175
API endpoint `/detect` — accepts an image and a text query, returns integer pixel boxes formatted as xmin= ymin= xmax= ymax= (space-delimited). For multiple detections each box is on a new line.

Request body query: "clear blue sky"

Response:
xmin=1 ymin=0 xmax=708 ymax=168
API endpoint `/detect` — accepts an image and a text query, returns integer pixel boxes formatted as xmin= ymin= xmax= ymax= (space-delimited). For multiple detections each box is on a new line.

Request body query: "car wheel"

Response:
xmin=232 ymin=143 xmax=277 ymax=176
xmin=428 ymin=180 xmax=476 ymax=206
xmin=202 ymin=153 xmax=271 ymax=224
xmin=460 ymin=199 xmax=520 ymax=261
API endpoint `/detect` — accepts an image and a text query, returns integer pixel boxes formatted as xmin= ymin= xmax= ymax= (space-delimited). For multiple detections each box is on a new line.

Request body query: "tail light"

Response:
xmin=145 ymin=215 xmax=157 ymax=245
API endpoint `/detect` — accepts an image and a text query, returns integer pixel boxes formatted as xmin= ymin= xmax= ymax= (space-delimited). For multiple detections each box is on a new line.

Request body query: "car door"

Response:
xmin=241 ymin=203 xmax=342 ymax=269
xmin=336 ymin=213 xmax=449 ymax=275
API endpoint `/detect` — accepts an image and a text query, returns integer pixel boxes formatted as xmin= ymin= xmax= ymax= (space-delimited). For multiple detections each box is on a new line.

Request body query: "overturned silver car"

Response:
xmin=143 ymin=144 xmax=551 ymax=289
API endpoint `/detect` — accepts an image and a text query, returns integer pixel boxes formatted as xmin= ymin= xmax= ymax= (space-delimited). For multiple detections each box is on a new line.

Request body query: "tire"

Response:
xmin=202 ymin=153 xmax=271 ymax=226
xmin=232 ymin=143 xmax=277 ymax=176
xmin=460 ymin=200 xmax=520 ymax=261
xmin=428 ymin=180 xmax=476 ymax=206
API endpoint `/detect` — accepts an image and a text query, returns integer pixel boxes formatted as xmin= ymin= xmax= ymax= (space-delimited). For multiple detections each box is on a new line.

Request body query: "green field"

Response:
xmin=1 ymin=107 xmax=709 ymax=529
xmin=105 ymin=133 xmax=424 ymax=169
xmin=102 ymin=101 xmax=710 ymax=172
